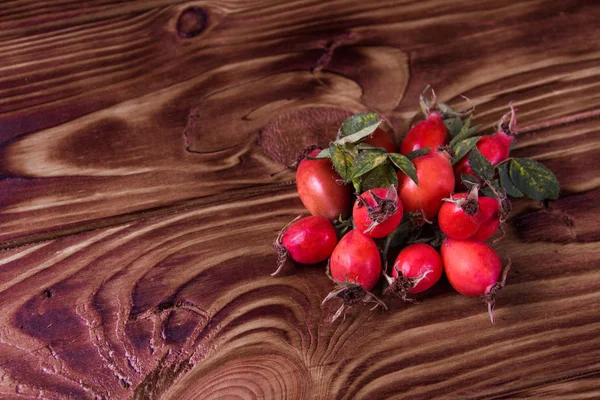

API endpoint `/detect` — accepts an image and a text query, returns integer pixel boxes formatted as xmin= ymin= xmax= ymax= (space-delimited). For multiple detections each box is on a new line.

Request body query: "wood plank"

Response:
xmin=0 ymin=187 xmax=599 ymax=399
xmin=1 ymin=0 xmax=600 ymax=243
xmin=507 ymin=372 xmax=600 ymax=399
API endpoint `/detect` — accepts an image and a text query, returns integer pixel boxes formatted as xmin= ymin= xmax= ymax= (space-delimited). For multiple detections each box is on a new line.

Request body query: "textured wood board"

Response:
xmin=1 ymin=0 xmax=599 ymax=243
xmin=1 ymin=0 xmax=600 ymax=398
xmin=1 ymin=188 xmax=599 ymax=399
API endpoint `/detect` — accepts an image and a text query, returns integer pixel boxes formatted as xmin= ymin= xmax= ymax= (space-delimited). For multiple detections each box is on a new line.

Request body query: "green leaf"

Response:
xmin=356 ymin=143 xmax=387 ymax=152
xmin=498 ymin=163 xmax=524 ymax=198
xmin=405 ymin=147 xmax=431 ymax=160
xmin=338 ymin=113 xmax=379 ymax=138
xmin=351 ymin=152 xmax=388 ymax=180
xmin=329 ymin=143 xmax=358 ymax=183
xmin=315 ymin=148 xmax=330 ymax=158
xmin=444 ymin=116 xmax=463 ymax=138
xmin=451 ymin=136 xmax=480 ymax=165
xmin=482 ymin=179 xmax=505 ymax=199
xmin=469 ymin=147 xmax=494 ymax=180
xmin=388 ymin=153 xmax=418 ymax=185
xmin=449 ymin=116 xmax=481 ymax=147
xmin=509 ymin=158 xmax=560 ymax=200
xmin=361 ymin=161 xmax=398 ymax=191
xmin=352 ymin=178 xmax=362 ymax=193
xmin=385 ymin=216 xmax=414 ymax=249
xmin=436 ymin=103 xmax=456 ymax=115
xmin=461 ymin=173 xmax=480 ymax=190
xmin=336 ymin=120 xmax=383 ymax=145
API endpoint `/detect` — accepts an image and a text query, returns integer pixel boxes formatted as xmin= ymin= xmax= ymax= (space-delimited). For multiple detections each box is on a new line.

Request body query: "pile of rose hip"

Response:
xmin=272 ymin=89 xmax=560 ymax=323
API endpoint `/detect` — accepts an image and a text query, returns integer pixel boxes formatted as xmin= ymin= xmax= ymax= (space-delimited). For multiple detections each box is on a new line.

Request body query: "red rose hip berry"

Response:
xmin=454 ymin=106 xmax=517 ymax=185
xmin=385 ymin=243 xmax=443 ymax=300
xmin=272 ymin=215 xmax=337 ymax=276
xmin=323 ymin=230 xmax=386 ymax=321
xmin=470 ymin=197 xmax=501 ymax=241
xmin=296 ymin=149 xmax=351 ymax=220
xmin=398 ymin=150 xmax=455 ymax=220
xmin=400 ymin=112 xmax=450 ymax=155
xmin=329 ymin=230 xmax=381 ymax=291
xmin=438 ymin=188 xmax=482 ymax=240
xmin=441 ymin=238 xmax=509 ymax=323
xmin=365 ymin=127 xmax=396 ymax=153
xmin=352 ymin=186 xmax=403 ymax=238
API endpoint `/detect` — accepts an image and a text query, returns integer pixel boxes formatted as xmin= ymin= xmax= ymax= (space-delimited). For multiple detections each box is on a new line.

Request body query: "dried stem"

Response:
xmin=481 ymin=259 xmax=511 ymax=324
xmin=271 ymin=215 xmax=303 ymax=276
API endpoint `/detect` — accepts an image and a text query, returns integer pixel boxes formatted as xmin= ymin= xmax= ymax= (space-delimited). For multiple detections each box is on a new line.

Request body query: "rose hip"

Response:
xmin=296 ymin=149 xmax=351 ymax=220
xmin=352 ymin=186 xmax=403 ymax=238
xmin=441 ymin=238 xmax=509 ymax=323
xmin=400 ymin=112 xmax=450 ymax=155
xmin=385 ymin=243 xmax=443 ymax=300
xmin=454 ymin=106 xmax=517 ymax=185
xmin=365 ymin=127 xmax=396 ymax=153
xmin=438 ymin=188 xmax=482 ymax=240
xmin=398 ymin=150 xmax=455 ymax=220
xmin=470 ymin=197 xmax=501 ymax=241
xmin=323 ymin=230 xmax=386 ymax=321
xmin=272 ymin=215 xmax=338 ymax=276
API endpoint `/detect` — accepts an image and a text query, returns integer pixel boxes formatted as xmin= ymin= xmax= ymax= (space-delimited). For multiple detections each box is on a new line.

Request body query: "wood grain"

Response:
xmin=1 ymin=0 xmax=600 ymax=398
xmin=1 ymin=0 xmax=600 ymax=244
xmin=1 ymin=188 xmax=599 ymax=399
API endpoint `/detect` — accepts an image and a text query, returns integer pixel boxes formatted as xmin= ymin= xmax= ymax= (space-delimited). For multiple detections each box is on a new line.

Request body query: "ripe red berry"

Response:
xmin=365 ymin=127 xmax=396 ymax=153
xmin=454 ymin=131 xmax=514 ymax=184
xmin=400 ymin=112 xmax=450 ymax=155
xmin=391 ymin=243 xmax=443 ymax=294
xmin=441 ymin=238 xmax=508 ymax=323
xmin=454 ymin=106 xmax=517 ymax=185
xmin=438 ymin=189 xmax=482 ymax=240
xmin=324 ymin=229 xmax=386 ymax=321
xmin=296 ymin=149 xmax=351 ymax=220
xmin=470 ymin=197 xmax=500 ymax=241
xmin=398 ymin=151 xmax=455 ymax=220
xmin=352 ymin=187 xmax=403 ymax=238
xmin=329 ymin=230 xmax=382 ymax=291
xmin=272 ymin=216 xmax=337 ymax=276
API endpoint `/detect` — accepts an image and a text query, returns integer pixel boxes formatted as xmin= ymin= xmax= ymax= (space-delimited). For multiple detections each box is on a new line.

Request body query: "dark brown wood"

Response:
xmin=1 ymin=0 xmax=600 ymax=244
xmin=1 ymin=189 xmax=599 ymax=399
xmin=1 ymin=0 xmax=600 ymax=399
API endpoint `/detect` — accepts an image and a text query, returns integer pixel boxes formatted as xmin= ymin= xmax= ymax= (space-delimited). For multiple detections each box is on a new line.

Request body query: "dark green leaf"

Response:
xmin=333 ymin=216 xmax=354 ymax=240
xmin=361 ymin=162 xmax=398 ymax=191
xmin=388 ymin=153 xmax=418 ymax=185
xmin=386 ymin=216 xmax=414 ymax=249
xmin=482 ymin=179 xmax=505 ymax=199
xmin=498 ymin=163 xmax=524 ymax=198
xmin=338 ymin=112 xmax=379 ymax=138
xmin=351 ymin=152 xmax=388 ymax=179
xmin=461 ymin=173 xmax=480 ymax=190
xmin=444 ymin=116 xmax=463 ymax=138
xmin=356 ymin=143 xmax=387 ymax=152
xmin=336 ymin=119 xmax=383 ymax=145
xmin=509 ymin=158 xmax=560 ymax=200
xmin=436 ymin=103 xmax=456 ymax=115
xmin=329 ymin=143 xmax=358 ymax=183
xmin=315 ymin=148 xmax=330 ymax=158
xmin=405 ymin=147 xmax=431 ymax=160
xmin=352 ymin=178 xmax=362 ymax=193
xmin=451 ymin=136 xmax=480 ymax=165
xmin=449 ymin=116 xmax=481 ymax=147
xmin=469 ymin=147 xmax=494 ymax=180
xmin=407 ymin=228 xmax=444 ymax=248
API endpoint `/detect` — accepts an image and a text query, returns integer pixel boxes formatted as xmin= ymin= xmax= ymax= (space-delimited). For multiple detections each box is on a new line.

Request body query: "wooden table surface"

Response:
xmin=1 ymin=1 xmax=599 ymax=399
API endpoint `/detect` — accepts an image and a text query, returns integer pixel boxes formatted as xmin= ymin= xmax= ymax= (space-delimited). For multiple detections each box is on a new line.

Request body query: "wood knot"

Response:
xmin=257 ymin=107 xmax=352 ymax=167
xmin=177 ymin=7 xmax=207 ymax=38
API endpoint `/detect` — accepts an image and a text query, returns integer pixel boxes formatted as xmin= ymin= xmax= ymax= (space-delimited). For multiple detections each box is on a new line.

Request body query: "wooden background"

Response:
xmin=1 ymin=0 xmax=599 ymax=398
